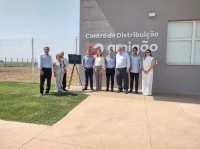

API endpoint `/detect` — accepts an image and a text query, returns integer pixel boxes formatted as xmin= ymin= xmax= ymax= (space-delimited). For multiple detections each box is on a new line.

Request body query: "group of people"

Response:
xmin=82 ymin=45 xmax=155 ymax=96
xmin=38 ymin=45 xmax=155 ymax=96
xmin=38 ymin=47 xmax=68 ymax=95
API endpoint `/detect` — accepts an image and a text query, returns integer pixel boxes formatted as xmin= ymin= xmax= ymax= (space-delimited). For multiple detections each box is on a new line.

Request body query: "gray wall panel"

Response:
xmin=80 ymin=0 xmax=200 ymax=94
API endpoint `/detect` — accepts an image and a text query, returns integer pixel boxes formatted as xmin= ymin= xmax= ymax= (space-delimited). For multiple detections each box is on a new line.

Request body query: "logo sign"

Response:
xmin=85 ymin=43 xmax=104 ymax=55
xmin=86 ymin=41 xmax=158 ymax=55
xmin=85 ymin=31 xmax=159 ymax=55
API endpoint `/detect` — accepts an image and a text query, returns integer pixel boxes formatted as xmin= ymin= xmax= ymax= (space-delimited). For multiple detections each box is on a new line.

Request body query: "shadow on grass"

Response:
xmin=47 ymin=91 xmax=79 ymax=97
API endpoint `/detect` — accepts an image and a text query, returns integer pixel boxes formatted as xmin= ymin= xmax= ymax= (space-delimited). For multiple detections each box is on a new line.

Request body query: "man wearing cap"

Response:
xmin=116 ymin=45 xmax=130 ymax=94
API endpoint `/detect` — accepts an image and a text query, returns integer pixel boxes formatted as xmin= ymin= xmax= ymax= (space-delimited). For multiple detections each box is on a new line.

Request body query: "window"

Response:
xmin=167 ymin=21 xmax=200 ymax=65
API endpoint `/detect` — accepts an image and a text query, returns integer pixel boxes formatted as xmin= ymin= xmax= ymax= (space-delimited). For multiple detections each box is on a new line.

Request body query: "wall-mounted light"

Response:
xmin=149 ymin=12 xmax=156 ymax=18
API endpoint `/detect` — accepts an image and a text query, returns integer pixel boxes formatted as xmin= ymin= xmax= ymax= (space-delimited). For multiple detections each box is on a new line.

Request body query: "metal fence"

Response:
xmin=0 ymin=37 xmax=79 ymax=84
xmin=0 ymin=57 xmax=36 ymax=67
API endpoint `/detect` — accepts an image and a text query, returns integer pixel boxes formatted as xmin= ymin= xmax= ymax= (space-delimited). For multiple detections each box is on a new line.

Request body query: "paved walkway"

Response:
xmin=1 ymin=86 xmax=200 ymax=149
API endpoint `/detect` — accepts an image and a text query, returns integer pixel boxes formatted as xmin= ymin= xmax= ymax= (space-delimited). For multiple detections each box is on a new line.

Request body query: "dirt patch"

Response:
xmin=0 ymin=65 xmax=78 ymax=84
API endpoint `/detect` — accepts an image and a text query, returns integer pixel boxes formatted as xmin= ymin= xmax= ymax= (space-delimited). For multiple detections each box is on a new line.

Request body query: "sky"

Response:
xmin=0 ymin=0 xmax=80 ymax=38
xmin=0 ymin=0 xmax=80 ymax=60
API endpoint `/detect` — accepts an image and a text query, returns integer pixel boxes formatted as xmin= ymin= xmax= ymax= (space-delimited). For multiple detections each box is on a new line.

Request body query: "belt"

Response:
xmin=116 ymin=67 xmax=126 ymax=69
xmin=85 ymin=67 xmax=93 ymax=69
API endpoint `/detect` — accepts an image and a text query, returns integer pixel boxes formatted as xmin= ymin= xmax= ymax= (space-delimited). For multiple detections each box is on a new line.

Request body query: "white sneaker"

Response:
xmin=39 ymin=93 xmax=43 ymax=96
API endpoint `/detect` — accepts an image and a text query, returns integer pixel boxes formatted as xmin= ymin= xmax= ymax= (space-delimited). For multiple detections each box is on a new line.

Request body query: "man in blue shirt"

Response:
xmin=82 ymin=48 xmax=95 ymax=90
xmin=129 ymin=47 xmax=142 ymax=94
xmin=116 ymin=45 xmax=130 ymax=94
xmin=38 ymin=47 xmax=53 ymax=95
xmin=105 ymin=49 xmax=116 ymax=92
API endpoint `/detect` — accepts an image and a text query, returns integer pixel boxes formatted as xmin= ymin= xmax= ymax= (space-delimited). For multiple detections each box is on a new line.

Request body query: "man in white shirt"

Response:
xmin=38 ymin=47 xmax=53 ymax=95
xmin=60 ymin=51 xmax=68 ymax=91
xmin=116 ymin=45 xmax=130 ymax=94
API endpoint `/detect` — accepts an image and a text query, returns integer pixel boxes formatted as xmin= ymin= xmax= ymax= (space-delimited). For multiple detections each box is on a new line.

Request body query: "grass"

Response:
xmin=0 ymin=82 xmax=88 ymax=125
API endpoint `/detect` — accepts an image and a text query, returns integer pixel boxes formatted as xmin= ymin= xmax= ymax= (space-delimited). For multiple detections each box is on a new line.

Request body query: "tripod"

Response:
xmin=68 ymin=63 xmax=83 ymax=89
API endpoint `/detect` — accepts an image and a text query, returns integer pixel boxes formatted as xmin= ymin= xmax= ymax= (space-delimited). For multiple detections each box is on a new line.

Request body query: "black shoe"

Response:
xmin=135 ymin=91 xmax=138 ymax=94
xmin=82 ymin=87 xmax=87 ymax=90
xmin=106 ymin=88 xmax=109 ymax=91
xmin=90 ymin=88 xmax=94 ymax=91
xmin=63 ymin=89 xmax=68 ymax=92
xmin=45 ymin=91 xmax=49 ymax=94
xmin=111 ymin=89 xmax=114 ymax=92
xmin=128 ymin=90 xmax=133 ymax=93
xmin=117 ymin=90 xmax=122 ymax=93
xmin=125 ymin=90 xmax=128 ymax=94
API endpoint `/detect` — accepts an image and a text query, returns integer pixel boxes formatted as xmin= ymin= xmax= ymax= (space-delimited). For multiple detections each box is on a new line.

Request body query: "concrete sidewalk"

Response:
xmin=1 ymin=86 xmax=200 ymax=149
xmin=0 ymin=120 xmax=49 ymax=149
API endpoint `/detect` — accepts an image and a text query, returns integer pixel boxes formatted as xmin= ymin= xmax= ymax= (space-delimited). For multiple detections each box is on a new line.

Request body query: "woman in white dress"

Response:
xmin=53 ymin=54 xmax=64 ymax=92
xmin=142 ymin=49 xmax=155 ymax=96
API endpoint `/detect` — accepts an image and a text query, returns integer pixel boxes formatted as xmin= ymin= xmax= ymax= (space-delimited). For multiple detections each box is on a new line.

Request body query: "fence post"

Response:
xmin=5 ymin=57 xmax=6 ymax=66
xmin=31 ymin=38 xmax=34 ymax=83
xmin=17 ymin=58 xmax=19 ymax=66
xmin=22 ymin=58 xmax=24 ymax=66
xmin=27 ymin=58 xmax=28 ymax=66
xmin=75 ymin=36 xmax=78 ymax=85
xmin=11 ymin=57 xmax=13 ymax=66
xmin=35 ymin=59 xmax=37 ymax=67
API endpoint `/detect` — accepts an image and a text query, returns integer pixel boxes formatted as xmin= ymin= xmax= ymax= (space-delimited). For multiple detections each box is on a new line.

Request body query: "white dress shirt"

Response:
xmin=62 ymin=57 xmax=68 ymax=68
xmin=116 ymin=51 xmax=130 ymax=69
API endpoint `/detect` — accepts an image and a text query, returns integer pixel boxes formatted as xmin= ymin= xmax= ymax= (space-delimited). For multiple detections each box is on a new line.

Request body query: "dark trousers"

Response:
xmin=116 ymin=68 xmax=129 ymax=91
xmin=130 ymin=72 xmax=139 ymax=92
xmin=40 ymin=68 xmax=52 ymax=94
xmin=106 ymin=68 xmax=115 ymax=89
xmin=84 ymin=68 xmax=93 ymax=89
xmin=62 ymin=72 xmax=67 ymax=89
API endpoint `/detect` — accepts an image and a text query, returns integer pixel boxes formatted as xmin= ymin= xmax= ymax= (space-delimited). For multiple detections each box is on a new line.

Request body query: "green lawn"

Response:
xmin=0 ymin=82 xmax=88 ymax=125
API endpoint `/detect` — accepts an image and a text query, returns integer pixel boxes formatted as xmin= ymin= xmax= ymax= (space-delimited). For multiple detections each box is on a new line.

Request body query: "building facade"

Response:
xmin=79 ymin=0 xmax=200 ymax=94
